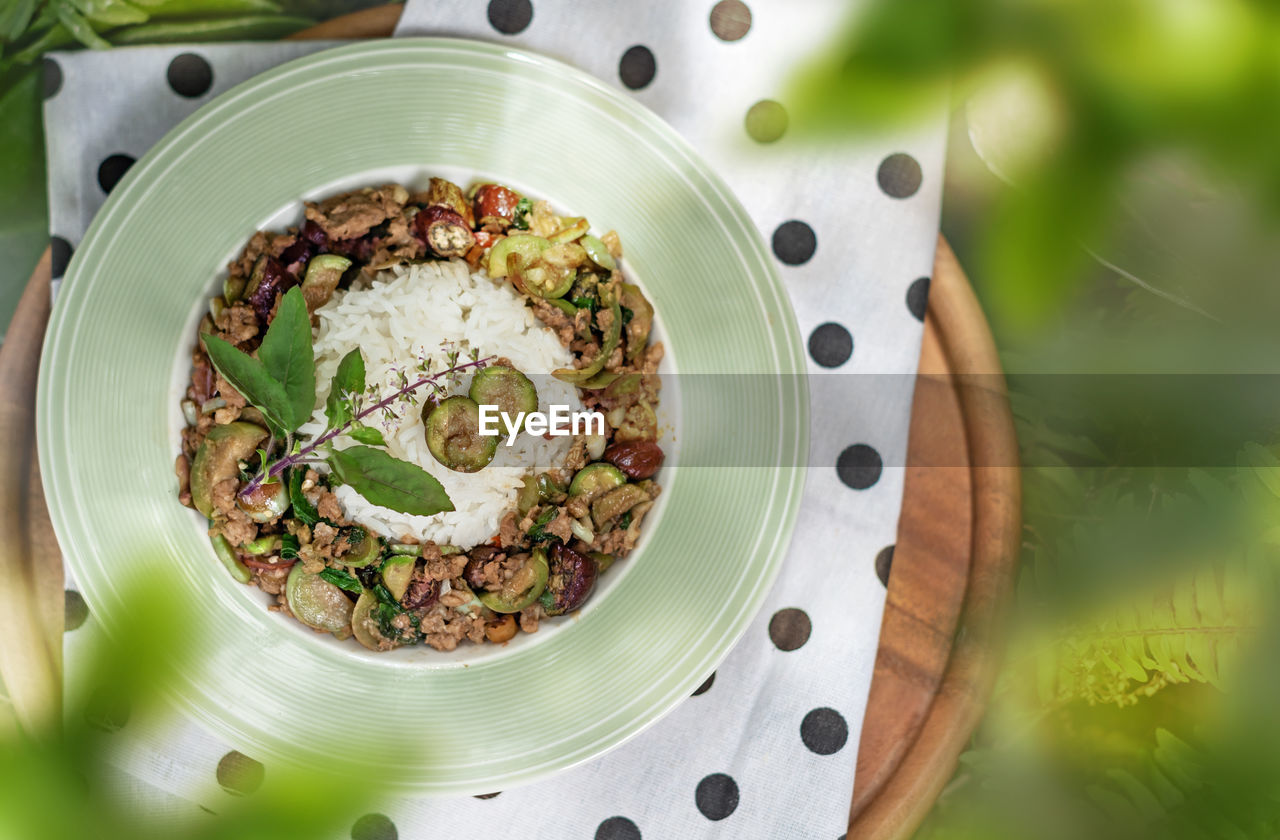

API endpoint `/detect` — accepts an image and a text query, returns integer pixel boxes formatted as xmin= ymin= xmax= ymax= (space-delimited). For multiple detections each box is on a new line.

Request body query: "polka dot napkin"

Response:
xmin=42 ymin=1 xmax=945 ymax=837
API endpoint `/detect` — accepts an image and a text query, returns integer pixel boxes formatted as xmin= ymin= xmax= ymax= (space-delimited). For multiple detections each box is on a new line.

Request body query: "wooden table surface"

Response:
xmin=0 ymin=12 xmax=1021 ymax=836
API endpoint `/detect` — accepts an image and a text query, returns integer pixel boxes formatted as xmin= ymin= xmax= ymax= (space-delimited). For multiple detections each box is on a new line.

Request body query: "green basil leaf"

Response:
xmin=257 ymin=286 xmax=315 ymax=432
xmin=326 ymin=348 xmax=365 ymax=428
xmin=347 ymin=424 xmax=386 ymax=446
xmin=319 ymin=567 xmax=362 ymax=594
xmin=287 ymin=467 xmax=319 ymax=525
xmin=327 ymin=445 xmax=454 ymax=517
xmin=527 ymin=506 xmax=557 ymax=543
xmin=511 ymin=196 xmax=533 ymax=230
xmin=370 ymin=582 xmax=418 ymax=641
xmin=279 ymin=533 xmax=300 ymax=560
xmin=202 ymin=334 xmax=292 ymax=436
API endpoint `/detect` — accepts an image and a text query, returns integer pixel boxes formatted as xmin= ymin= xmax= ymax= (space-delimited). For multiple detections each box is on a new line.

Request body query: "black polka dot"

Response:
xmin=692 ymin=672 xmax=715 ymax=696
xmin=351 ymin=813 xmax=396 ymax=840
xmin=808 ymin=323 xmax=852 ymax=368
xmin=800 ymin=707 xmax=849 ymax=755
xmin=771 ymin=220 xmax=816 ymax=266
xmin=745 ymin=99 xmax=787 ymax=143
xmin=877 ymin=152 xmax=922 ymax=198
xmin=906 ymin=276 xmax=930 ymax=321
xmin=596 ymin=816 xmax=641 ymax=840
xmin=84 ymin=688 xmax=129 ymax=732
xmin=216 ymin=751 xmax=263 ymax=795
xmin=710 ymin=0 xmax=751 ymax=40
xmin=619 ymin=45 xmax=656 ymax=90
xmin=695 ymin=773 xmax=739 ymax=821
xmin=875 ymin=545 xmax=894 ymax=587
xmin=50 ymin=236 xmax=73 ymax=280
xmin=768 ymin=608 xmax=811 ymax=651
xmin=167 ymin=53 xmax=213 ymax=98
xmin=837 ymin=444 xmax=882 ymax=490
xmin=97 ymin=154 xmax=136 ymax=195
xmin=42 ymin=57 xmax=62 ymax=99
xmin=487 ymin=0 xmax=532 ymax=35
xmin=64 ymin=589 xmax=88 ymax=630
xmin=473 ymin=792 xmax=501 ymax=800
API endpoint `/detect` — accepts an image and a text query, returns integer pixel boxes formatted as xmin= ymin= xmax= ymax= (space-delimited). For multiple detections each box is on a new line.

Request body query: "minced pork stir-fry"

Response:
xmin=176 ymin=177 xmax=665 ymax=652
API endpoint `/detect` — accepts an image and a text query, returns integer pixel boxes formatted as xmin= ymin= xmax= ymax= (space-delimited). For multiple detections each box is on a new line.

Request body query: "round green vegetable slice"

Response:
xmin=568 ymin=462 xmax=627 ymax=500
xmin=336 ymin=527 xmax=381 ymax=567
xmin=285 ymin=566 xmax=354 ymax=637
xmin=190 ymin=422 xmax=268 ymax=518
xmin=518 ymin=261 xmax=576 ymax=299
xmin=469 ymin=365 xmax=538 ymax=418
xmin=235 ymin=477 xmax=289 ymax=523
xmin=477 ymin=548 xmax=549 ymax=613
xmin=424 ymin=395 xmax=498 ymax=473
xmin=487 ymin=234 xmax=550 ymax=279
xmin=350 ymin=590 xmax=384 ymax=651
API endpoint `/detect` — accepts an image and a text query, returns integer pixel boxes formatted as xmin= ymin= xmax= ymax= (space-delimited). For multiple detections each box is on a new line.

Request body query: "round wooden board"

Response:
xmin=0 ymin=11 xmax=1021 ymax=835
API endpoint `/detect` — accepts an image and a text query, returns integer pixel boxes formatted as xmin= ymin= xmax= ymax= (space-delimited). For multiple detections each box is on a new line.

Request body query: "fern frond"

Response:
xmin=1036 ymin=561 xmax=1260 ymax=706
xmin=1086 ymin=730 xmax=1255 ymax=840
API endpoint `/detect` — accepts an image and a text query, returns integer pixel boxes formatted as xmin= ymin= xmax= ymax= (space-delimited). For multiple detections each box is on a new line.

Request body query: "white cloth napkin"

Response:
xmin=43 ymin=1 xmax=945 ymax=836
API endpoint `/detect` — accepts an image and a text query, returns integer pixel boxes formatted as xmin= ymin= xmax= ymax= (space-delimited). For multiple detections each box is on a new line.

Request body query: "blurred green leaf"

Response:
xmin=129 ymin=0 xmax=285 ymax=20
xmin=791 ymin=0 xmax=1280 ymax=335
xmin=7 ymin=23 xmax=74 ymax=64
xmin=66 ymin=0 xmax=149 ymax=27
xmin=273 ymin=0 xmax=384 ymax=21
xmin=106 ymin=13 xmax=309 ymax=43
xmin=0 ymin=65 xmax=47 ymax=341
xmin=0 ymin=569 xmax=391 ymax=840
xmin=0 ymin=0 xmax=40 ymax=42
xmin=53 ymin=0 xmax=112 ymax=49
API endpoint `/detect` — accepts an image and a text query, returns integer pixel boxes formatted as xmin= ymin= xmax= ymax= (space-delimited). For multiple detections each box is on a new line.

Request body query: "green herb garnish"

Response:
xmin=319 ymin=567 xmax=362 ymax=594
xmin=329 ymin=445 xmax=455 ymax=518
xmin=511 ymin=197 xmax=534 ymax=230
xmin=287 ymin=468 xmax=319 ymax=526
xmin=371 ymin=583 xmax=419 ymax=642
xmin=526 ymin=507 xmax=558 ymax=543
xmin=205 ymin=286 xmax=493 ymax=518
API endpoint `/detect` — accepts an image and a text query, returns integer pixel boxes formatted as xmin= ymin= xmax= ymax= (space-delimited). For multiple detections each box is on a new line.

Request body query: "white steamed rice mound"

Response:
xmin=296 ymin=259 xmax=580 ymax=549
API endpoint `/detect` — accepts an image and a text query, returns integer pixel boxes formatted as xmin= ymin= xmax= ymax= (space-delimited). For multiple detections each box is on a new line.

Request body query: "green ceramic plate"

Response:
xmin=38 ymin=39 xmax=806 ymax=793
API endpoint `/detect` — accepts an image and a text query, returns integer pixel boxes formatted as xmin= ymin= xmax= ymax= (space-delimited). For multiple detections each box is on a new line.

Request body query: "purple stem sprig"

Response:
xmin=239 ymin=354 xmax=493 ymax=498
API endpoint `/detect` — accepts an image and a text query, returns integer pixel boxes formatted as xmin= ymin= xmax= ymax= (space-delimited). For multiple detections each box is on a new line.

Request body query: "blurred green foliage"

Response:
xmin=0 ymin=0 xmax=389 ymax=341
xmin=0 ymin=571 xmax=383 ymax=840
xmin=792 ymin=0 xmax=1280 ymax=336
xmin=795 ymin=0 xmax=1280 ymax=837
